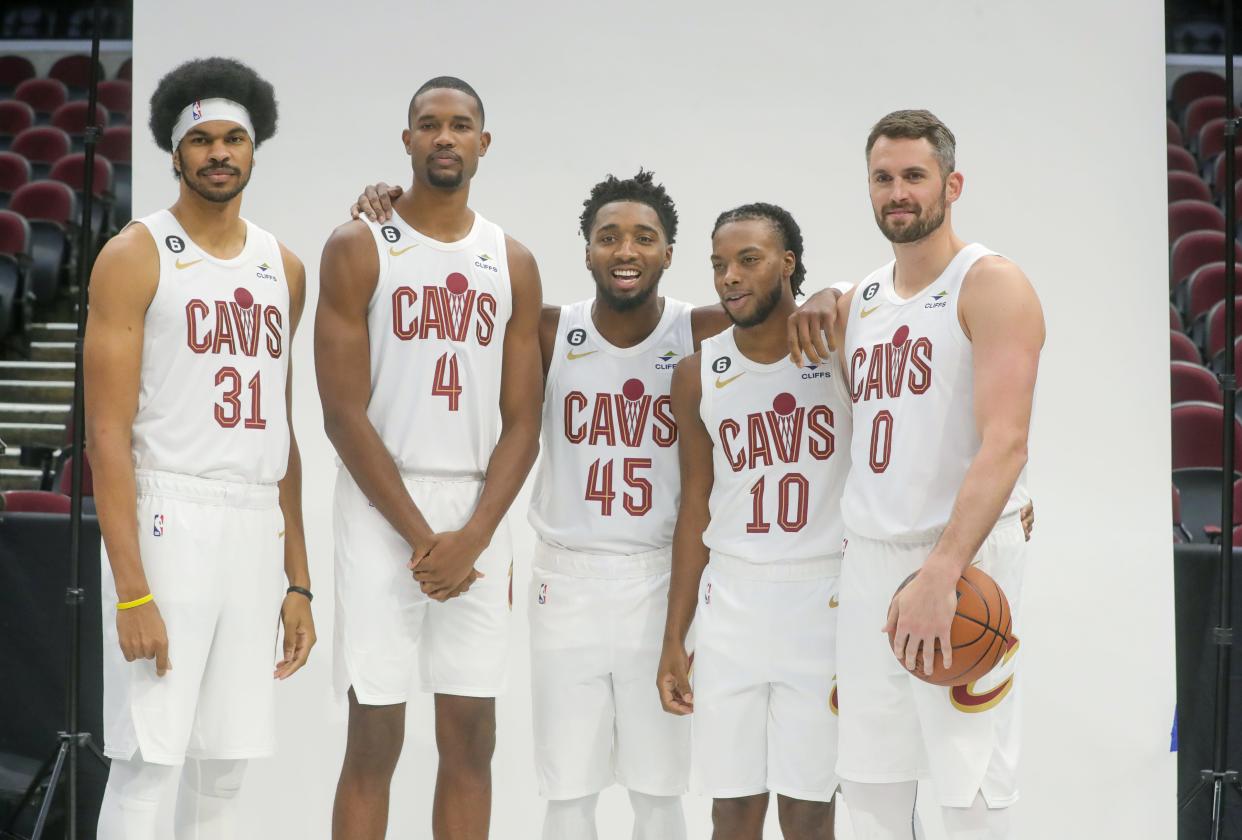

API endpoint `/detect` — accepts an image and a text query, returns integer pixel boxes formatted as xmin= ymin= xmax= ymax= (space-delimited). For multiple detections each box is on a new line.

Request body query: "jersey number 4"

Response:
xmin=585 ymin=457 xmax=652 ymax=516
xmin=214 ymin=367 xmax=266 ymax=429
xmin=433 ymin=352 xmax=462 ymax=411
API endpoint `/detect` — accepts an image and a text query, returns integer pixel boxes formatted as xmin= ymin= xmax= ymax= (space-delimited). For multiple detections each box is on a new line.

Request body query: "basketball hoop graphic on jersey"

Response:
xmin=621 ymin=379 xmax=646 ymax=442
xmin=446 ymin=273 xmax=470 ymax=335
xmin=234 ymin=287 xmax=258 ymax=352
xmin=892 ymin=324 xmax=909 ymax=347
xmin=773 ymin=392 xmax=798 ymax=456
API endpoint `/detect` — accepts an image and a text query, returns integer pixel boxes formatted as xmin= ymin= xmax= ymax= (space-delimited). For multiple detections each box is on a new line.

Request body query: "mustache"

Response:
xmin=197 ymin=164 xmax=241 ymax=176
xmin=883 ymin=202 xmax=920 ymax=215
xmin=428 ymin=151 xmax=461 ymax=164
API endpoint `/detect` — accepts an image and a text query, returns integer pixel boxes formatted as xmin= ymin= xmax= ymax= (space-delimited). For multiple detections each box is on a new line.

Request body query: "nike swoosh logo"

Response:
xmin=860 ymin=305 xmax=882 ymax=318
xmin=715 ymin=372 xmax=745 ymax=389
xmin=829 ymin=595 xmax=839 ymax=608
xmin=175 ymin=258 xmax=202 ymax=270
xmin=566 ymin=349 xmax=598 ymax=361
xmin=388 ymin=244 xmax=419 ymax=256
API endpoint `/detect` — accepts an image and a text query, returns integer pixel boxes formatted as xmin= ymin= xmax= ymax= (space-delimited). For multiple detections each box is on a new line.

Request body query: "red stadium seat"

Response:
xmin=50 ymin=101 xmax=109 ymax=138
xmin=1187 ymin=263 xmax=1230 ymax=321
xmin=97 ymin=126 xmax=129 ymax=164
xmin=9 ymin=181 xmax=75 ymax=303
xmin=58 ymin=454 xmax=93 ymax=496
xmin=0 ymin=208 xmax=30 ymax=336
xmin=116 ymin=57 xmax=132 ymax=81
xmin=1184 ymin=97 xmax=1241 ymax=144
xmin=2 ymin=490 xmax=70 ymax=514
xmin=48 ymin=55 xmax=105 ymax=94
xmin=1173 ymin=329 xmax=1203 ymax=364
xmin=0 ymin=100 xmax=34 ymax=147
xmin=9 ymin=126 xmax=71 ymax=179
xmin=1172 ymin=401 xmax=1242 ymax=471
xmin=1205 ymin=297 xmax=1242 ymax=358
xmin=1173 ymin=71 xmax=1229 ymax=115
xmin=1198 ymin=118 xmax=1228 ymax=163
xmin=50 ymin=153 xmax=112 ymax=198
xmin=1171 ymin=144 xmax=1198 ymax=174
xmin=1170 ymin=199 xmax=1226 ymax=241
xmin=0 ymin=151 xmax=31 ymax=202
xmin=14 ymin=78 xmax=68 ymax=119
xmin=1172 ymin=361 xmax=1222 ymax=404
xmin=0 ymin=208 xmax=30 ymax=255
xmin=1172 ymin=231 xmax=1242 ymax=290
xmin=0 ymin=55 xmax=35 ymax=93
xmin=1169 ymin=118 xmax=1185 ymax=147
xmin=1173 ymin=303 xmax=1184 ymax=332
xmin=96 ymin=80 xmax=131 ymax=123
xmin=1170 ymin=171 xmax=1212 ymax=204
xmin=1210 ymin=148 xmax=1242 ymax=198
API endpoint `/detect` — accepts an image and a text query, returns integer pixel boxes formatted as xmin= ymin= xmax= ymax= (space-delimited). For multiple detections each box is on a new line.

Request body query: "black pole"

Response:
xmin=1210 ymin=0 xmax=1240 ymax=835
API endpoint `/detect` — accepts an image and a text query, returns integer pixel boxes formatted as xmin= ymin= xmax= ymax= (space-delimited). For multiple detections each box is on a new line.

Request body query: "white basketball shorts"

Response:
xmin=529 ymin=540 xmax=690 ymax=800
xmin=332 ymin=468 xmax=513 ymax=704
xmin=835 ymin=512 xmax=1027 ymax=808
xmin=100 ymin=469 xmax=285 ymax=766
xmin=691 ymin=552 xmax=840 ymax=802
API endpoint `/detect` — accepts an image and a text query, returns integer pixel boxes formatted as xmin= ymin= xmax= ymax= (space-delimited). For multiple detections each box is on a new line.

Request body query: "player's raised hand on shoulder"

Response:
xmin=787 ymin=287 xmax=841 ymax=368
xmin=409 ymin=527 xmax=487 ymax=601
xmin=657 ymin=641 xmax=694 ymax=715
xmin=350 ymin=182 xmax=403 ymax=223
xmin=274 ymin=590 xmax=316 ymax=680
xmin=884 ymin=565 xmax=957 ymax=677
xmin=116 ymin=599 xmax=172 ymax=677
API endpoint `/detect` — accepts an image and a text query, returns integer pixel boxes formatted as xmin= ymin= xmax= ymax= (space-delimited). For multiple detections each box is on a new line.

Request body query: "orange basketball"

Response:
xmin=888 ymin=565 xmax=1017 ymax=687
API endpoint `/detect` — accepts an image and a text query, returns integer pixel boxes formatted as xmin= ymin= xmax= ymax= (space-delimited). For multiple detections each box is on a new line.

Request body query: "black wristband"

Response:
xmin=287 ymin=585 xmax=313 ymax=602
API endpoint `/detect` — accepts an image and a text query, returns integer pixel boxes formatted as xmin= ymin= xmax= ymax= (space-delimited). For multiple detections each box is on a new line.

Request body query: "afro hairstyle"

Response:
xmin=149 ymin=57 xmax=278 ymax=152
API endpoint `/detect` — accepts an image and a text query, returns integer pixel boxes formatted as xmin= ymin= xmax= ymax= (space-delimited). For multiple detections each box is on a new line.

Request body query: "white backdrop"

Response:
xmin=131 ymin=1 xmax=1173 ymax=836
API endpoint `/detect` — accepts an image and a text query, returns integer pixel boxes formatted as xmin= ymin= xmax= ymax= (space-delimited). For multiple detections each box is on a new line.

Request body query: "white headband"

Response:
xmin=171 ymin=98 xmax=255 ymax=149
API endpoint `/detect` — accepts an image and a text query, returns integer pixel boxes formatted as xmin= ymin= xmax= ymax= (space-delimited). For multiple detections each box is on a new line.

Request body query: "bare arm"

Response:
xmin=886 ymin=258 xmax=1044 ymax=674
xmin=315 ymin=221 xmax=434 ymax=558
xmin=84 ymin=224 xmax=171 ymax=674
xmin=658 ymin=353 xmax=712 ymax=714
xmin=274 ymin=243 xmax=315 ymax=679
xmin=539 ymin=304 xmax=560 ymax=378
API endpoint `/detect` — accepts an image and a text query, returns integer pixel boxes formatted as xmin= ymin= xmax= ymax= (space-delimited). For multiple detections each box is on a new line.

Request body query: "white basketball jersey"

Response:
xmin=841 ymin=243 xmax=1029 ymax=540
xmin=699 ymin=329 xmax=852 ymax=562
xmin=361 ymin=212 xmax=512 ymax=478
xmin=128 ymin=210 xmax=290 ymax=484
xmin=528 ymin=298 xmax=694 ymax=555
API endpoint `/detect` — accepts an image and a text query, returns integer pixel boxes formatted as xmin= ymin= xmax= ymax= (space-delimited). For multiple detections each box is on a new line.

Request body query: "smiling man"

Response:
xmin=86 ymin=57 xmax=314 ymax=840
xmin=318 ymin=76 xmax=543 ymax=840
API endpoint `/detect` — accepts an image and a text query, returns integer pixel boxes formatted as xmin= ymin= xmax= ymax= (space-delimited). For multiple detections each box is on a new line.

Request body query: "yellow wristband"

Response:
xmin=117 ymin=593 xmax=153 ymax=611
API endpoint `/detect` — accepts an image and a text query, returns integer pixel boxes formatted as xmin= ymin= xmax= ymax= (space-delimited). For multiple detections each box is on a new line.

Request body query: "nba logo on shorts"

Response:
xmin=704 ymin=582 xmax=712 ymax=605
xmin=537 ymin=583 xmax=548 ymax=604
xmin=153 ymin=514 xmax=165 ymax=537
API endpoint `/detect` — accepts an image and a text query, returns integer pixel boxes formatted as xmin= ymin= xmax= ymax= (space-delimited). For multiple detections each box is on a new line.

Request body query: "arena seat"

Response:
xmin=0 ymin=55 xmax=35 ymax=96
xmin=1210 ymin=148 xmax=1242 ymax=198
xmin=1174 ymin=467 xmax=1231 ymax=543
xmin=1173 ymin=71 xmax=1229 ymax=116
xmin=1173 ymin=303 xmax=1185 ymax=332
xmin=1171 ymin=144 xmax=1199 ymax=174
xmin=0 ymin=100 xmax=34 ymax=151
xmin=50 ymin=101 xmax=109 ymax=150
xmin=1205 ymin=298 xmax=1242 ymax=358
xmin=96 ymin=80 xmax=131 ymax=124
xmin=9 ymin=126 xmax=71 ymax=180
xmin=9 ymin=181 xmax=74 ymax=304
xmin=0 ymin=151 xmax=31 ymax=208
xmin=1174 ymin=484 xmax=1191 ymax=543
xmin=1173 ymin=329 xmax=1203 ymax=364
xmin=13 ymin=78 xmax=68 ymax=123
xmin=50 ymin=153 xmax=113 ymax=241
xmin=1184 ymin=97 xmax=1241 ymax=144
xmin=1170 ymin=118 xmax=1185 ymax=148
xmin=1197 ymin=118 xmax=1228 ymax=164
xmin=58 ymin=454 xmax=93 ymax=496
xmin=1170 ymin=171 xmax=1213 ymax=204
xmin=98 ymin=126 xmax=130 ymax=227
xmin=2 ymin=490 xmax=70 ymax=514
xmin=1186 ymin=263 xmax=1230 ymax=321
xmin=1173 ymin=402 xmax=1242 ymax=471
xmin=117 ymin=57 xmax=132 ymax=81
xmin=0 ymin=208 xmax=30 ymax=337
xmin=1172 ymin=231 xmax=1242 ymax=290
xmin=1173 ymin=361 xmax=1222 ymax=405
xmin=1171 ymin=199 xmax=1226 ymax=242
xmin=48 ymin=55 xmax=105 ymax=98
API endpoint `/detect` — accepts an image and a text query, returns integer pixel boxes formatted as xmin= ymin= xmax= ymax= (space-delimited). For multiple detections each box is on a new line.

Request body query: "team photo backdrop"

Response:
xmin=131 ymin=0 xmax=1172 ymax=836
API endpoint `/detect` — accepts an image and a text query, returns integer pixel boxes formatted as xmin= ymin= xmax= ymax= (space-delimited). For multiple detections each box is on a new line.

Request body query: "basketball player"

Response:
xmin=86 ymin=58 xmax=314 ymax=840
xmin=658 ymin=203 xmax=850 ymax=840
xmin=318 ymin=77 xmax=542 ymax=840
xmin=827 ymin=110 xmax=1044 ymax=840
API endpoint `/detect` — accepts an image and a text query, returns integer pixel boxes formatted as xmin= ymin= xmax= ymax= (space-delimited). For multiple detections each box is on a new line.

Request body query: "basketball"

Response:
xmin=446 ymin=272 xmax=469 ymax=294
xmin=888 ymin=565 xmax=1017 ymax=687
xmin=233 ymin=287 xmax=254 ymax=308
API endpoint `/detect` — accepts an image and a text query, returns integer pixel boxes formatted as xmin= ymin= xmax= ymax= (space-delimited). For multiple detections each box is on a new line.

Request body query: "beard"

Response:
xmin=725 ymin=277 xmax=784 ymax=328
xmin=427 ymin=168 xmax=464 ymax=189
xmin=593 ymin=264 xmax=664 ymax=313
xmin=875 ymin=186 xmax=947 ymax=244
xmin=179 ymin=155 xmax=251 ymax=203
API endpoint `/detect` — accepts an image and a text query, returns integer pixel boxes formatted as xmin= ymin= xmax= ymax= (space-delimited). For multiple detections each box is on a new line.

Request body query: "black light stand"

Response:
xmin=4 ymin=3 xmax=109 ymax=838
xmin=1180 ymin=3 xmax=1242 ymax=837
